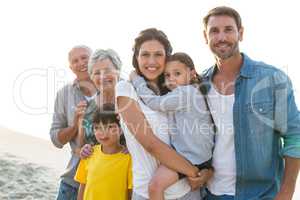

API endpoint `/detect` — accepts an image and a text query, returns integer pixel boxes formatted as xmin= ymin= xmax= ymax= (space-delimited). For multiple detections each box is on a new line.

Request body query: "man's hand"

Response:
xmin=80 ymin=144 xmax=93 ymax=159
xmin=74 ymin=100 xmax=87 ymax=128
xmin=187 ymin=169 xmax=213 ymax=191
xmin=274 ymin=192 xmax=293 ymax=200
xmin=274 ymin=157 xmax=300 ymax=200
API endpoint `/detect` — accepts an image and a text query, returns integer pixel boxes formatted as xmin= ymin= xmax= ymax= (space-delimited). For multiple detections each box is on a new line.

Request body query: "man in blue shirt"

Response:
xmin=202 ymin=6 xmax=300 ymax=200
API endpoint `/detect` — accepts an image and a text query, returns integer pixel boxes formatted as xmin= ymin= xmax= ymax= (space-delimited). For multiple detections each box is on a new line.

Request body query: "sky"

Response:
xmin=0 ymin=0 xmax=299 ymax=140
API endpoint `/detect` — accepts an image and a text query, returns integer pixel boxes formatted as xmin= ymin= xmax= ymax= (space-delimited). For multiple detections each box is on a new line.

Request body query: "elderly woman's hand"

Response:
xmin=129 ymin=70 xmax=138 ymax=81
xmin=187 ymin=168 xmax=213 ymax=191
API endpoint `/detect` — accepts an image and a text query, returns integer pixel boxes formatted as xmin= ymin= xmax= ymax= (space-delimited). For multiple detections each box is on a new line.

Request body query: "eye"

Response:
xmin=81 ymin=55 xmax=89 ymax=60
xmin=175 ymin=71 xmax=181 ymax=76
xmin=155 ymin=53 xmax=163 ymax=57
xmin=164 ymin=73 xmax=170 ymax=78
xmin=141 ymin=52 xmax=149 ymax=57
xmin=225 ymin=26 xmax=234 ymax=33
xmin=209 ymin=28 xmax=219 ymax=34
xmin=72 ymin=59 xmax=78 ymax=64
xmin=93 ymin=71 xmax=100 ymax=76
xmin=108 ymin=124 xmax=114 ymax=129
xmin=93 ymin=125 xmax=99 ymax=131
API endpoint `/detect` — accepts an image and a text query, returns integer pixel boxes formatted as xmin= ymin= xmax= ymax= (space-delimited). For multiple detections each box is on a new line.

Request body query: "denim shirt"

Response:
xmin=201 ymin=53 xmax=300 ymax=199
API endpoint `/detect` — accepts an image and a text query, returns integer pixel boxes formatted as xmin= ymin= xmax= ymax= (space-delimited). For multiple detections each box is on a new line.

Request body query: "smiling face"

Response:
xmin=69 ymin=47 xmax=91 ymax=80
xmin=136 ymin=40 xmax=166 ymax=83
xmin=204 ymin=15 xmax=243 ymax=60
xmin=164 ymin=61 xmax=194 ymax=90
xmin=94 ymin=122 xmax=121 ymax=147
xmin=91 ymin=58 xmax=119 ymax=91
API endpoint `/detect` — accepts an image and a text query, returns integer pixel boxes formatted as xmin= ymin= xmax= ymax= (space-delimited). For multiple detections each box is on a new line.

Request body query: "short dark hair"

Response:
xmin=203 ymin=6 xmax=242 ymax=30
xmin=92 ymin=103 xmax=119 ymax=126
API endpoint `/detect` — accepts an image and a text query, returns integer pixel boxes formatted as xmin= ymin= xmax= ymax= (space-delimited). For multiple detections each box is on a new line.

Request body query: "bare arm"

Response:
xmin=77 ymin=184 xmax=85 ymax=200
xmin=117 ymin=96 xmax=198 ymax=177
xmin=274 ymin=157 xmax=300 ymax=200
xmin=56 ymin=126 xmax=78 ymax=146
xmin=59 ymin=100 xmax=87 ymax=146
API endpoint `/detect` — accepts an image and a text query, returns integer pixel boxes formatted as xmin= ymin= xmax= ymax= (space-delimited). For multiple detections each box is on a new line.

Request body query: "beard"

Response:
xmin=211 ymin=41 xmax=239 ymax=60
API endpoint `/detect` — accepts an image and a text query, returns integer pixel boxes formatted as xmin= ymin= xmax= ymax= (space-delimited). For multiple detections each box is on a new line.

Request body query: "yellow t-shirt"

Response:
xmin=75 ymin=145 xmax=132 ymax=200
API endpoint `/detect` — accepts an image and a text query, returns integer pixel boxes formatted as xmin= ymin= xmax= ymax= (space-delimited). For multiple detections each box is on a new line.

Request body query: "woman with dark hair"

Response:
xmin=116 ymin=28 xmax=210 ymax=200
xmin=129 ymin=52 xmax=215 ymax=200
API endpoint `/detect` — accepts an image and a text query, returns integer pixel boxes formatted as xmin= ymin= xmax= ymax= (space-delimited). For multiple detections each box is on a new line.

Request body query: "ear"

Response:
xmin=238 ymin=26 xmax=244 ymax=42
xmin=203 ymin=30 xmax=209 ymax=44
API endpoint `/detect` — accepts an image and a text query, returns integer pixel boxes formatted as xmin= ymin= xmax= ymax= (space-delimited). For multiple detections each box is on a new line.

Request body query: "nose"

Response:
xmin=79 ymin=58 xmax=87 ymax=67
xmin=217 ymin=31 xmax=227 ymax=42
xmin=148 ymin=55 xmax=157 ymax=65
xmin=95 ymin=129 xmax=105 ymax=136
xmin=167 ymin=75 xmax=176 ymax=83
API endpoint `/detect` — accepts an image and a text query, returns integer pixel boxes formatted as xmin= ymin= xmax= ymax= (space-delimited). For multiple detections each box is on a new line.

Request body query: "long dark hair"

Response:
xmin=132 ymin=28 xmax=172 ymax=95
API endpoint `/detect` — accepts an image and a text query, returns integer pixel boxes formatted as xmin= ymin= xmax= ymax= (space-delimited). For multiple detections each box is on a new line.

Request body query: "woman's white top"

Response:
xmin=116 ymin=80 xmax=190 ymax=199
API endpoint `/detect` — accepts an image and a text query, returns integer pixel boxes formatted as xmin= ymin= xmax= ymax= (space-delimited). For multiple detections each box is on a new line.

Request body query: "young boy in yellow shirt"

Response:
xmin=74 ymin=103 xmax=132 ymax=200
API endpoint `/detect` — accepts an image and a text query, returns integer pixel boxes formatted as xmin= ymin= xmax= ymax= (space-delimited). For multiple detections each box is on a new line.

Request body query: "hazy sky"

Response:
xmin=0 ymin=0 xmax=299 ymax=139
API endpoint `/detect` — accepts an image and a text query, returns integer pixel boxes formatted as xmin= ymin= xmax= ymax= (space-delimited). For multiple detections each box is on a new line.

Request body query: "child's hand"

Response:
xmin=121 ymin=146 xmax=129 ymax=154
xmin=80 ymin=144 xmax=93 ymax=159
xmin=187 ymin=169 xmax=213 ymax=190
xmin=129 ymin=70 xmax=138 ymax=81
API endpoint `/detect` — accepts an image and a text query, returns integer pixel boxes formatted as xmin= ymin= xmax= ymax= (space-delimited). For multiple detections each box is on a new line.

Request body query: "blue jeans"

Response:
xmin=56 ymin=181 xmax=78 ymax=200
xmin=204 ymin=189 xmax=234 ymax=200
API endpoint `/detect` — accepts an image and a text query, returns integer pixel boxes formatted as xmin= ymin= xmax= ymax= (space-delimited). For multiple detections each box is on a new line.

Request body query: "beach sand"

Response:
xmin=0 ymin=127 xmax=69 ymax=199
xmin=0 ymin=126 xmax=299 ymax=199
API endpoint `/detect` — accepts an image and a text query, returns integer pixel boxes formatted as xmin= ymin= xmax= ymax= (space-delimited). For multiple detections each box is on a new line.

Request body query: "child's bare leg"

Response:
xmin=149 ymin=165 xmax=179 ymax=200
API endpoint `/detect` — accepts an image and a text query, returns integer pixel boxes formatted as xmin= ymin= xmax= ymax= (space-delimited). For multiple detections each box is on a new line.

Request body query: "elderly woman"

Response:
xmin=76 ymin=48 xmax=122 ymax=146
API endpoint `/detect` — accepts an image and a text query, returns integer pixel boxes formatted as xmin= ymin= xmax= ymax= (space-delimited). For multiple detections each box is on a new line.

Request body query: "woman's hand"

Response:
xmin=187 ymin=168 xmax=213 ymax=191
xmin=79 ymin=144 xmax=93 ymax=159
xmin=129 ymin=70 xmax=138 ymax=81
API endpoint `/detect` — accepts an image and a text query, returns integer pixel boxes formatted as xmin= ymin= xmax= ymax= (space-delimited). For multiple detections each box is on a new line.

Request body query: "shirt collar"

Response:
xmin=203 ymin=53 xmax=255 ymax=81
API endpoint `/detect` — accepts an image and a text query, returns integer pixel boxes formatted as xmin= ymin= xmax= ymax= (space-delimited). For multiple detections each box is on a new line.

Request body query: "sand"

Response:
xmin=0 ymin=127 xmax=69 ymax=199
xmin=0 ymin=126 xmax=299 ymax=199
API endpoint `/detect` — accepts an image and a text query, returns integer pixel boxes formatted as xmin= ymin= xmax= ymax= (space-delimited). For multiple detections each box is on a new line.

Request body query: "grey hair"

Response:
xmin=68 ymin=45 xmax=93 ymax=61
xmin=88 ymin=49 xmax=122 ymax=75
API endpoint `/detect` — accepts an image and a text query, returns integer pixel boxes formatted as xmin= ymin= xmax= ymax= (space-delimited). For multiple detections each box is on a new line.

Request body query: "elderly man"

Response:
xmin=49 ymin=45 xmax=97 ymax=200
xmin=201 ymin=6 xmax=300 ymax=200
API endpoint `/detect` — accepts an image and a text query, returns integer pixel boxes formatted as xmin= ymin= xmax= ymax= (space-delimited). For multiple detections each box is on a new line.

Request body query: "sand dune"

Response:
xmin=0 ymin=126 xmax=299 ymax=199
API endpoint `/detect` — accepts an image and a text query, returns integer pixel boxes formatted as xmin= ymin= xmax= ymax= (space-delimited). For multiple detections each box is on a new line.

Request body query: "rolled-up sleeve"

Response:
xmin=49 ymin=88 xmax=67 ymax=148
xmin=274 ymin=70 xmax=300 ymax=158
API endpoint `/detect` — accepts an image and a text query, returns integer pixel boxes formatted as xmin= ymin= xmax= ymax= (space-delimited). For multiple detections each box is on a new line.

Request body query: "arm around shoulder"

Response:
xmin=116 ymin=93 xmax=198 ymax=177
